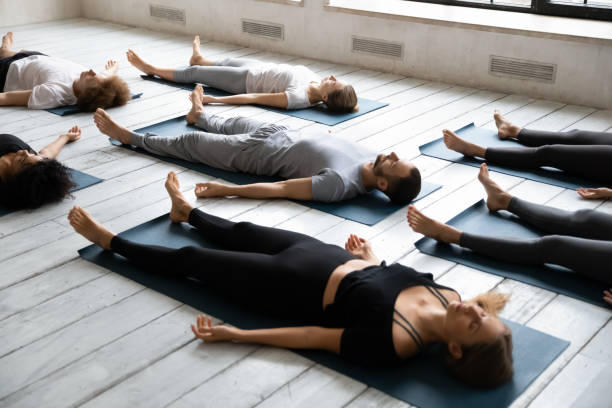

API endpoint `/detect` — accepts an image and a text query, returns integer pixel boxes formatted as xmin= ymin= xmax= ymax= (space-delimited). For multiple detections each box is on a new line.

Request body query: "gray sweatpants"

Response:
xmin=172 ymin=57 xmax=259 ymax=94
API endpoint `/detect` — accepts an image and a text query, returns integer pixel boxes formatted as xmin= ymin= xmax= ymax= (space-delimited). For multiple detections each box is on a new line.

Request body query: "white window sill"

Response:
xmin=325 ymin=0 xmax=612 ymax=45
xmin=256 ymin=0 xmax=304 ymax=6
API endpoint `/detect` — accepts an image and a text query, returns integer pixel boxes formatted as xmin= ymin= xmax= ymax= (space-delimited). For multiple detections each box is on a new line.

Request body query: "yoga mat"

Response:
xmin=79 ymin=214 xmax=569 ymax=408
xmin=415 ymin=200 xmax=611 ymax=308
xmin=419 ymin=123 xmax=605 ymax=190
xmin=0 ymin=168 xmax=102 ymax=217
xmin=110 ymin=116 xmax=441 ymax=226
xmin=45 ymin=93 xmax=143 ymax=116
xmin=141 ymin=74 xmax=388 ymax=126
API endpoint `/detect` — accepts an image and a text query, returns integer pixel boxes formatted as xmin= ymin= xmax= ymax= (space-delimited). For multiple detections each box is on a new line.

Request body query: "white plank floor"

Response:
xmin=1 ymin=18 xmax=611 ymax=408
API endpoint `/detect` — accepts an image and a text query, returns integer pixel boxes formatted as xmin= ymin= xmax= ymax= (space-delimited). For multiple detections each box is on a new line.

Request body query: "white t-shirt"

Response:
xmin=245 ymin=63 xmax=320 ymax=110
xmin=5 ymin=55 xmax=84 ymax=109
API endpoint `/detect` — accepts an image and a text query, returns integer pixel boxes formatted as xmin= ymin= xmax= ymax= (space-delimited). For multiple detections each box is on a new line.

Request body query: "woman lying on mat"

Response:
xmin=0 ymin=127 xmax=81 ymax=209
xmin=443 ymin=110 xmax=612 ymax=188
xmin=69 ymin=171 xmax=513 ymax=389
xmin=127 ymin=35 xmax=357 ymax=112
xmin=0 ymin=31 xmax=130 ymax=110
xmin=407 ymin=163 xmax=612 ymax=304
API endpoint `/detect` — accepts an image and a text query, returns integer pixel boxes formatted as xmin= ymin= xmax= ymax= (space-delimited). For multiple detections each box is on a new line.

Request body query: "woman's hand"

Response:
xmin=190 ymin=314 xmax=237 ymax=343
xmin=604 ymin=289 xmax=612 ymax=306
xmin=195 ymin=182 xmax=229 ymax=198
xmin=104 ymin=59 xmax=119 ymax=75
xmin=577 ymin=187 xmax=612 ymax=200
xmin=344 ymin=234 xmax=375 ymax=260
xmin=64 ymin=125 xmax=82 ymax=143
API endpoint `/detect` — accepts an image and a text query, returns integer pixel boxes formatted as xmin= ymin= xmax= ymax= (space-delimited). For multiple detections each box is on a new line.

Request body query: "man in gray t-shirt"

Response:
xmin=94 ymin=106 xmax=421 ymax=204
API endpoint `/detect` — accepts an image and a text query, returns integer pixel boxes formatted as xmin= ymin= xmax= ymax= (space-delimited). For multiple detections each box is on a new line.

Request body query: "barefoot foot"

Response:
xmin=406 ymin=205 xmax=461 ymax=244
xmin=443 ymin=129 xmax=486 ymax=158
xmin=126 ymin=49 xmax=155 ymax=75
xmin=189 ymin=35 xmax=208 ymax=66
xmin=186 ymin=85 xmax=205 ymax=124
xmin=493 ymin=110 xmax=521 ymax=140
xmin=68 ymin=206 xmax=114 ymax=250
xmin=1 ymin=32 xmax=13 ymax=50
xmin=165 ymin=171 xmax=193 ymax=223
xmin=94 ymin=108 xmax=132 ymax=144
xmin=478 ymin=164 xmax=513 ymax=211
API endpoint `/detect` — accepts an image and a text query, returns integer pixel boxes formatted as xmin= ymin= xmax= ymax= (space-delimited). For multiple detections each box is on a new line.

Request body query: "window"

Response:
xmin=410 ymin=0 xmax=612 ymax=20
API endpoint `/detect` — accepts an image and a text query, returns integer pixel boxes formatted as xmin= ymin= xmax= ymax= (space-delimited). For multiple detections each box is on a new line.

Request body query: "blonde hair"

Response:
xmin=469 ymin=291 xmax=511 ymax=316
xmin=77 ymin=76 xmax=131 ymax=112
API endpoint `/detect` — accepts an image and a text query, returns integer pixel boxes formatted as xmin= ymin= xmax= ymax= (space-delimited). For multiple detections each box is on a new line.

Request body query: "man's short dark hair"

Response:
xmin=0 ymin=159 xmax=75 ymax=210
xmin=385 ymin=166 xmax=421 ymax=204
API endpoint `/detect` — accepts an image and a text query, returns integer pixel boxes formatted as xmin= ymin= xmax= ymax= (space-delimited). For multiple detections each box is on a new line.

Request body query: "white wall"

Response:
xmin=0 ymin=0 xmax=81 ymax=27
xmin=77 ymin=0 xmax=612 ymax=108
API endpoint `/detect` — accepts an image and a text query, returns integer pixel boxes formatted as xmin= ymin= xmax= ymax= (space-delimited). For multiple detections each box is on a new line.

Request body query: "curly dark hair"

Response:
xmin=0 ymin=159 xmax=75 ymax=210
xmin=77 ymin=76 xmax=131 ymax=112
xmin=384 ymin=166 xmax=422 ymax=204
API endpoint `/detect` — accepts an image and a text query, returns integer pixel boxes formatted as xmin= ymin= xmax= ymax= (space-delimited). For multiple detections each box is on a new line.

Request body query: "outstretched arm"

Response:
xmin=39 ymin=126 xmax=82 ymax=159
xmin=577 ymin=187 xmax=612 ymax=200
xmin=195 ymin=177 xmax=313 ymax=201
xmin=191 ymin=314 xmax=343 ymax=353
xmin=202 ymin=92 xmax=288 ymax=109
xmin=0 ymin=90 xmax=31 ymax=106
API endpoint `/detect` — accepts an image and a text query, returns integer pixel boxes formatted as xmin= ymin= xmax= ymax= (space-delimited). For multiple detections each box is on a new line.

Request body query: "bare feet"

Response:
xmin=165 ymin=171 xmax=193 ymax=223
xmin=126 ymin=49 xmax=155 ymax=75
xmin=493 ymin=110 xmax=521 ymax=140
xmin=406 ymin=205 xmax=461 ymax=244
xmin=1 ymin=32 xmax=13 ymax=50
xmin=94 ymin=108 xmax=132 ymax=144
xmin=478 ymin=164 xmax=513 ymax=211
xmin=68 ymin=206 xmax=114 ymax=250
xmin=443 ymin=129 xmax=486 ymax=158
xmin=186 ymin=85 xmax=205 ymax=124
xmin=189 ymin=35 xmax=209 ymax=66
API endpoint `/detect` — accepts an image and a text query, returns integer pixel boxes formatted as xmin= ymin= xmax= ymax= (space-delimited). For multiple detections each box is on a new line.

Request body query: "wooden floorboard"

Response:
xmin=0 ymin=18 xmax=610 ymax=408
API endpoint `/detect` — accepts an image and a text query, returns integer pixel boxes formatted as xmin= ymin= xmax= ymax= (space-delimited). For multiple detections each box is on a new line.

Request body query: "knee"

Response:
xmin=233 ymin=221 xmax=255 ymax=234
xmin=538 ymin=235 xmax=566 ymax=254
xmin=572 ymin=208 xmax=597 ymax=224
xmin=177 ymin=246 xmax=200 ymax=258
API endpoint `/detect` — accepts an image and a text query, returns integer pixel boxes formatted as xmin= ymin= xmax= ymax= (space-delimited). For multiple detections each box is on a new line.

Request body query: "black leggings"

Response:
xmin=460 ymin=197 xmax=612 ymax=284
xmin=485 ymin=129 xmax=612 ymax=184
xmin=110 ymin=208 xmax=355 ymax=319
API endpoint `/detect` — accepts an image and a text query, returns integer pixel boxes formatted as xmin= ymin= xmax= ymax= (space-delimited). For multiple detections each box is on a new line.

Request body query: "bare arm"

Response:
xmin=191 ymin=315 xmax=343 ymax=353
xmin=195 ymin=177 xmax=313 ymax=201
xmin=202 ymin=92 xmax=288 ymax=109
xmin=39 ymin=126 xmax=82 ymax=159
xmin=0 ymin=90 xmax=32 ymax=106
xmin=344 ymin=234 xmax=381 ymax=265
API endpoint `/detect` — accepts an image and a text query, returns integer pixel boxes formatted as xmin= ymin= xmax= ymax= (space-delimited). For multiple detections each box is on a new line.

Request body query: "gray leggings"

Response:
xmin=172 ymin=57 xmax=259 ymax=94
xmin=460 ymin=197 xmax=612 ymax=284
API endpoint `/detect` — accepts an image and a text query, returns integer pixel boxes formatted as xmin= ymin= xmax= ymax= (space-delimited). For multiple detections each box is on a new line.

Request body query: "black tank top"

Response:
xmin=324 ymin=262 xmax=458 ymax=367
xmin=0 ymin=134 xmax=35 ymax=157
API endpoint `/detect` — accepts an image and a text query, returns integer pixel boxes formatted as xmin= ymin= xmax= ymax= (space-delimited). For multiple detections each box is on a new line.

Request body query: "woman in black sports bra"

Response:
xmin=68 ymin=172 xmax=514 ymax=389
xmin=0 ymin=127 xmax=81 ymax=210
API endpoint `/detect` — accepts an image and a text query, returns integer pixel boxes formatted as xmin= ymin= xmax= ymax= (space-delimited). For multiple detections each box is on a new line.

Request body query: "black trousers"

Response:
xmin=460 ymin=197 xmax=612 ymax=285
xmin=485 ymin=129 xmax=612 ymax=184
xmin=110 ymin=208 xmax=355 ymax=319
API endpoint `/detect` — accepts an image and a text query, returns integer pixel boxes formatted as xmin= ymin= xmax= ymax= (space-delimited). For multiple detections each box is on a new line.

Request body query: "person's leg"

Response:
xmin=517 ymin=129 xmax=612 ymax=147
xmin=189 ymin=35 xmax=260 ymax=67
xmin=214 ymin=57 xmax=261 ymax=68
xmin=172 ymin=65 xmax=249 ymax=94
xmin=0 ymin=32 xmax=16 ymax=58
xmin=485 ymin=144 xmax=612 ymax=184
xmin=460 ymin=233 xmax=612 ymax=285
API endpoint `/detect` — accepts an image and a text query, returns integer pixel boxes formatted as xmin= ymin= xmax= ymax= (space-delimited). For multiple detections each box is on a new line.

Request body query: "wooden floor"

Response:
xmin=1 ymin=18 xmax=611 ymax=408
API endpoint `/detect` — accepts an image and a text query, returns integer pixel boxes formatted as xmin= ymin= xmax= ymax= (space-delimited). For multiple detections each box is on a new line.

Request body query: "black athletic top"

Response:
xmin=324 ymin=262 xmax=458 ymax=367
xmin=0 ymin=134 xmax=35 ymax=157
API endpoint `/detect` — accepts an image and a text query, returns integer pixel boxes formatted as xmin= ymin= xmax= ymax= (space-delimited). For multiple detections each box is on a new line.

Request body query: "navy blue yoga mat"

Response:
xmin=110 ymin=116 xmax=441 ymax=225
xmin=0 ymin=168 xmax=102 ymax=217
xmin=140 ymin=74 xmax=388 ymax=126
xmin=45 ymin=93 xmax=143 ymax=116
xmin=419 ymin=123 xmax=605 ymax=190
xmin=415 ymin=200 xmax=611 ymax=308
xmin=78 ymin=213 xmax=569 ymax=408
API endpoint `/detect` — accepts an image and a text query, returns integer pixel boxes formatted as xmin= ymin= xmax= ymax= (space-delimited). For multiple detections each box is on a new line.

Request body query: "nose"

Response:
xmin=17 ymin=149 xmax=28 ymax=156
xmin=330 ymin=75 xmax=336 ymax=81
xmin=390 ymin=152 xmax=399 ymax=161
xmin=88 ymin=69 xmax=95 ymax=76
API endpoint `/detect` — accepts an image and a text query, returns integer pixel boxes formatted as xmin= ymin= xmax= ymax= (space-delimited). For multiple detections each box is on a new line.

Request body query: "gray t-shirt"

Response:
xmin=130 ymin=124 xmax=374 ymax=202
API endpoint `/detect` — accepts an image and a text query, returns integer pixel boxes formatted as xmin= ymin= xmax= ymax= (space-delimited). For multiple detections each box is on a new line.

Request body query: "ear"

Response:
xmin=447 ymin=341 xmax=463 ymax=359
xmin=376 ymin=177 xmax=388 ymax=192
xmin=322 ymin=94 xmax=328 ymax=102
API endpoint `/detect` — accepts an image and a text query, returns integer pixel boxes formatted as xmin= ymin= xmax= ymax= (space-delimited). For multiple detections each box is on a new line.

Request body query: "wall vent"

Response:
xmin=352 ymin=36 xmax=403 ymax=59
xmin=241 ymin=19 xmax=284 ymax=40
xmin=489 ymin=56 xmax=556 ymax=83
xmin=149 ymin=4 xmax=186 ymax=24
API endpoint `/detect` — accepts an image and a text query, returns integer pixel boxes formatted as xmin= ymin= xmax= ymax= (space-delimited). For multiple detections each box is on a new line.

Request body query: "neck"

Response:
xmin=307 ymin=83 xmax=322 ymax=103
xmin=360 ymin=162 xmax=378 ymax=191
xmin=416 ymin=304 xmax=449 ymax=344
xmin=0 ymin=157 xmax=9 ymax=182
xmin=72 ymin=80 xmax=79 ymax=97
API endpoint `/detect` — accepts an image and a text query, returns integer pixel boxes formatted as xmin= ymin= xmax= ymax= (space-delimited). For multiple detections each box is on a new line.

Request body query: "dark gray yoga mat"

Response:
xmin=78 ymin=213 xmax=569 ymax=408
xmin=415 ymin=200 xmax=611 ymax=308
xmin=140 ymin=75 xmax=388 ymax=126
xmin=419 ymin=123 xmax=605 ymax=189
xmin=0 ymin=168 xmax=102 ymax=217
xmin=45 ymin=93 xmax=143 ymax=116
xmin=109 ymin=115 xmax=441 ymax=226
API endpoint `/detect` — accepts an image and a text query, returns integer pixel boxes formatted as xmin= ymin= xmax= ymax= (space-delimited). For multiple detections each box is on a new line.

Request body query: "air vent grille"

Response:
xmin=352 ymin=36 xmax=403 ymax=59
xmin=241 ymin=19 xmax=284 ymax=40
xmin=489 ymin=56 xmax=556 ymax=83
xmin=149 ymin=4 xmax=186 ymax=24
